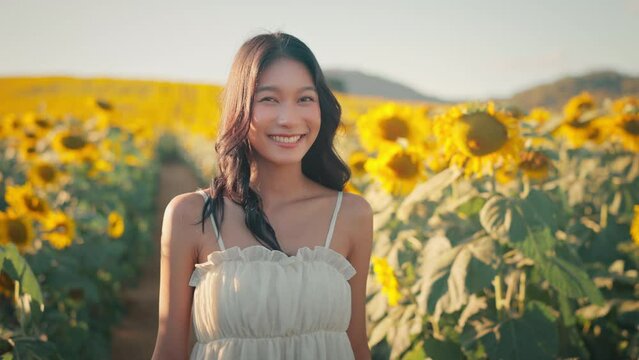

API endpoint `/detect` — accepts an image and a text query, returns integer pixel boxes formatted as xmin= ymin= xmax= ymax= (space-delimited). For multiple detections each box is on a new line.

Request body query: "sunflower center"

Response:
xmin=387 ymin=152 xmax=419 ymax=179
xmin=61 ymin=134 xmax=88 ymax=150
xmin=623 ymin=118 xmax=639 ymax=135
xmin=577 ymin=102 xmax=593 ymax=112
xmin=25 ymin=195 xmax=47 ymax=214
xmin=353 ymin=159 xmax=366 ymax=173
xmin=38 ymin=164 xmax=57 ymax=182
xmin=380 ymin=117 xmax=409 ymax=141
xmin=52 ymin=222 xmax=69 ymax=234
xmin=459 ymin=112 xmax=508 ymax=156
xmin=25 ymin=130 xmax=38 ymax=140
xmin=8 ymin=219 xmax=28 ymax=245
xmin=568 ymin=119 xmax=590 ymax=129
xmin=96 ymin=99 xmax=113 ymax=111
xmin=35 ymin=118 xmax=53 ymax=130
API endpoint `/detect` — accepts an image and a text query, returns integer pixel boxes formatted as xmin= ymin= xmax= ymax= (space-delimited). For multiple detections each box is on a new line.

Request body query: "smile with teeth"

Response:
xmin=269 ymin=134 xmax=305 ymax=143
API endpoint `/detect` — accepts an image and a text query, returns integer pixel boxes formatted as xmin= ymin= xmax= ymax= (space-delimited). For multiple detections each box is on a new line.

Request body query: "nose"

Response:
xmin=276 ymin=101 xmax=301 ymax=126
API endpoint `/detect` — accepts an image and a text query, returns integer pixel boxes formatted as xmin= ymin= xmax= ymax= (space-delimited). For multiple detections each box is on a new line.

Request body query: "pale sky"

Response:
xmin=1 ymin=0 xmax=638 ymax=100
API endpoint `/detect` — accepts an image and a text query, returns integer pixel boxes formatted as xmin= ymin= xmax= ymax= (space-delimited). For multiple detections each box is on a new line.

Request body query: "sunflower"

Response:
xmin=23 ymin=112 xmax=56 ymax=140
xmin=108 ymin=211 xmax=125 ymax=238
xmin=356 ymin=102 xmax=430 ymax=152
xmin=631 ymin=205 xmax=639 ymax=246
xmin=612 ymin=96 xmax=639 ymax=115
xmin=526 ymin=107 xmax=551 ymax=125
xmin=73 ymin=140 xmax=114 ymax=178
xmin=372 ymin=256 xmax=401 ymax=306
xmin=42 ymin=211 xmax=76 ymax=250
xmin=1 ymin=113 xmax=24 ymax=138
xmin=610 ymin=113 xmax=639 ymax=152
xmin=518 ymin=150 xmax=552 ymax=181
xmin=88 ymin=158 xmax=114 ymax=179
xmin=364 ymin=143 xmax=428 ymax=196
xmin=433 ymin=102 xmax=523 ymax=178
xmin=553 ymin=115 xmax=610 ymax=148
xmin=348 ymin=151 xmax=369 ymax=177
xmin=4 ymin=183 xmax=51 ymax=222
xmin=51 ymin=128 xmax=97 ymax=164
xmin=32 ymin=115 xmax=57 ymax=134
xmin=0 ymin=210 xmax=35 ymax=252
xmin=28 ymin=160 xmax=64 ymax=190
xmin=552 ymin=92 xmax=610 ymax=148
xmin=17 ymin=137 xmax=40 ymax=162
xmin=563 ymin=92 xmax=595 ymax=120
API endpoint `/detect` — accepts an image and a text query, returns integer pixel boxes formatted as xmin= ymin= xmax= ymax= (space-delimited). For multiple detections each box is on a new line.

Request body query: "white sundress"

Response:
xmin=188 ymin=189 xmax=357 ymax=360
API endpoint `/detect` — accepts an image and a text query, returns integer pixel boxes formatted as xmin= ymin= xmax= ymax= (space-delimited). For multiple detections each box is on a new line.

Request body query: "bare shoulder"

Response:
xmin=340 ymin=191 xmax=373 ymax=221
xmin=161 ymin=191 xmax=208 ymax=257
xmin=339 ymin=192 xmax=373 ymax=253
xmin=164 ymin=191 xmax=207 ymax=228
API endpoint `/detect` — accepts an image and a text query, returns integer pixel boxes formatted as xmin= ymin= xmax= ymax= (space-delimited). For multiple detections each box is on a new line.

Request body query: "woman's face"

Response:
xmin=248 ymin=57 xmax=321 ymax=166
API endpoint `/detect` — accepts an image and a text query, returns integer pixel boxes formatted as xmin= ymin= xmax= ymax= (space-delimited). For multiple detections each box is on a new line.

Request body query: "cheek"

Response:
xmin=306 ymin=106 xmax=321 ymax=130
xmin=251 ymin=105 xmax=276 ymax=126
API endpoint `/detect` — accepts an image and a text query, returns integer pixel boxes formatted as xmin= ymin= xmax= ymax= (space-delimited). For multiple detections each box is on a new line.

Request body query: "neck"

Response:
xmin=249 ymin=157 xmax=310 ymax=210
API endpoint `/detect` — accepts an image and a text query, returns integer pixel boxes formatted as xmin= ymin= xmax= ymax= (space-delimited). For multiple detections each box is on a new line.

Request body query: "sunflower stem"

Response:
xmin=490 ymin=165 xmax=497 ymax=194
xmin=493 ymin=274 xmax=503 ymax=319
xmin=504 ymin=272 xmax=516 ymax=313
xmin=600 ymin=203 xmax=608 ymax=229
xmin=522 ymin=174 xmax=530 ymax=198
xmin=517 ymin=271 xmax=527 ymax=315
xmin=451 ymin=178 xmax=457 ymax=199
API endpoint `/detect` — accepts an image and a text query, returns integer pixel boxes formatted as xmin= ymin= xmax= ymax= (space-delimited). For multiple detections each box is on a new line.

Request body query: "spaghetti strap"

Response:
xmin=195 ymin=189 xmax=226 ymax=251
xmin=324 ymin=191 xmax=343 ymax=249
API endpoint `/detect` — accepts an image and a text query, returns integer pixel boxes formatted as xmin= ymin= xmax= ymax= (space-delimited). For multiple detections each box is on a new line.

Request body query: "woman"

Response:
xmin=152 ymin=32 xmax=373 ymax=360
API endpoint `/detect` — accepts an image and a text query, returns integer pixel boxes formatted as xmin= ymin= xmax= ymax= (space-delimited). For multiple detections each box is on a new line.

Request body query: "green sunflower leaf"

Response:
xmin=0 ymin=243 xmax=43 ymax=306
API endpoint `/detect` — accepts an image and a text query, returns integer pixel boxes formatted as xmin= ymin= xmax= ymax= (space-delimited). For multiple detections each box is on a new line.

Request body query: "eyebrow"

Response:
xmin=255 ymin=85 xmax=317 ymax=93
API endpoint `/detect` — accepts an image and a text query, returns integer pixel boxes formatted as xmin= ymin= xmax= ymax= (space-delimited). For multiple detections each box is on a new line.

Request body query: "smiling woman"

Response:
xmin=152 ymin=32 xmax=373 ymax=360
xmin=249 ymin=57 xmax=321 ymax=165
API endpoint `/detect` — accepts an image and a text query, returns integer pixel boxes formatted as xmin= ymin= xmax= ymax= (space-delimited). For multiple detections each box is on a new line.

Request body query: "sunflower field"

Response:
xmin=1 ymin=77 xmax=638 ymax=359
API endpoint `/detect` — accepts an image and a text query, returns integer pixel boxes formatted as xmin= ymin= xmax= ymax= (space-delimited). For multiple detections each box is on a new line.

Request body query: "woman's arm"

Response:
xmin=345 ymin=193 xmax=374 ymax=360
xmin=152 ymin=194 xmax=200 ymax=360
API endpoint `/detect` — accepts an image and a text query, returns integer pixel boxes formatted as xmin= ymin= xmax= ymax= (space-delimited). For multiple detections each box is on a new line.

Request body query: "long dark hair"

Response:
xmin=197 ymin=31 xmax=351 ymax=253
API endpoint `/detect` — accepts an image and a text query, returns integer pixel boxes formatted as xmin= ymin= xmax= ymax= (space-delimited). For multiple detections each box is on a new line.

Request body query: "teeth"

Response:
xmin=269 ymin=135 xmax=302 ymax=143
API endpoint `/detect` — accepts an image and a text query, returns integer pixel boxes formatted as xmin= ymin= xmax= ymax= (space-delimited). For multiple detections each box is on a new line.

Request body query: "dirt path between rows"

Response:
xmin=111 ymin=161 xmax=201 ymax=360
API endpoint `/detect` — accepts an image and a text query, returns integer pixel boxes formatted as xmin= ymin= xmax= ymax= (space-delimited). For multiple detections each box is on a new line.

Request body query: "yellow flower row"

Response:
xmin=372 ymin=256 xmax=402 ymax=306
xmin=0 ymin=180 xmax=126 ymax=253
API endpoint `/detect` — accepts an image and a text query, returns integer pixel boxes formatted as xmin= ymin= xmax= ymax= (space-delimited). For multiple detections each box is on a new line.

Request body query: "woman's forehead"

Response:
xmin=257 ymin=58 xmax=314 ymax=87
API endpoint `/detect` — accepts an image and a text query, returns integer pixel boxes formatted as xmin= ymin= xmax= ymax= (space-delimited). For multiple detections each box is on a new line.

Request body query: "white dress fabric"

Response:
xmin=189 ymin=189 xmax=357 ymax=360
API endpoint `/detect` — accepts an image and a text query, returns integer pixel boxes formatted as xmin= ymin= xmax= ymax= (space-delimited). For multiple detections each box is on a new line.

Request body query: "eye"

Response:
xmin=259 ymin=97 xmax=276 ymax=103
xmin=300 ymin=96 xmax=316 ymax=102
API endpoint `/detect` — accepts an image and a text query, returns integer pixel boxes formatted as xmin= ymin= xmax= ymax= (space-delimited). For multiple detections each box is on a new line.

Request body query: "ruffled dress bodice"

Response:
xmin=188 ymin=189 xmax=356 ymax=360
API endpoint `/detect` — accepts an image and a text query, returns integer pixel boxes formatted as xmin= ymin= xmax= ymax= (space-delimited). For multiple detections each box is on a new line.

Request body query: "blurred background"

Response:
xmin=1 ymin=1 xmax=638 ymax=359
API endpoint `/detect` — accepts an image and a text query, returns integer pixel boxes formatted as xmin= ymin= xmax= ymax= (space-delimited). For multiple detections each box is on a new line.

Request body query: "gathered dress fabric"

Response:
xmin=188 ymin=189 xmax=357 ymax=359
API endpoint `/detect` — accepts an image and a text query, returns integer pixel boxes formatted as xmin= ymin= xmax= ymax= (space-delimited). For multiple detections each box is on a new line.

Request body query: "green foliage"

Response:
xmin=479 ymin=302 xmax=559 ymax=360
xmin=0 ymin=132 xmax=159 ymax=359
xmin=366 ymin=145 xmax=638 ymax=359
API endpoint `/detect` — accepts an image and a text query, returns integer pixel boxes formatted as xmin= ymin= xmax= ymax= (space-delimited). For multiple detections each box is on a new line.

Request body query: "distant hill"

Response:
xmin=324 ymin=68 xmax=639 ymax=112
xmin=324 ymin=69 xmax=448 ymax=104
xmin=505 ymin=70 xmax=639 ymax=111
